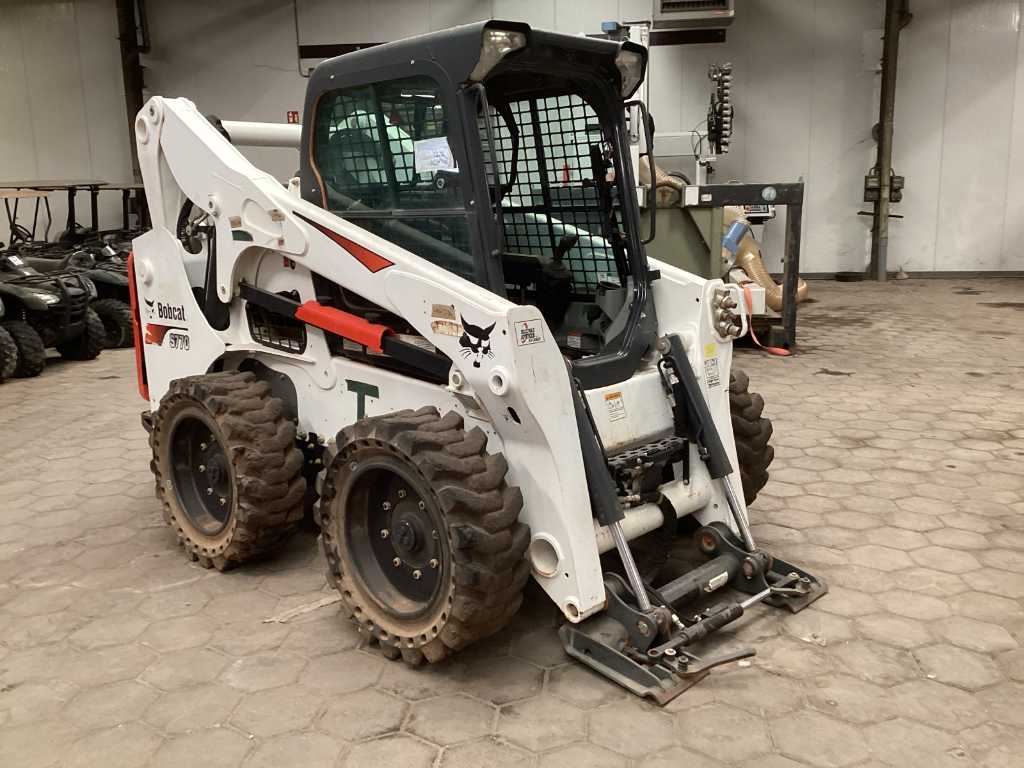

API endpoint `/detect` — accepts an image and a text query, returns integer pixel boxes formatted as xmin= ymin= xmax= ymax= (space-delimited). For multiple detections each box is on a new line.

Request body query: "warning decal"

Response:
xmin=704 ymin=357 xmax=721 ymax=388
xmin=604 ymin=391 xmax=627 ymax=422
xmin=514 ymin=318 xmax=544 ymax=346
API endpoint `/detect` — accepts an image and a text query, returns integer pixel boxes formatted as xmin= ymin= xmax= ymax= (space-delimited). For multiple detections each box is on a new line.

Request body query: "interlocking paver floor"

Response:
xmin=1 ymin=278 xmax=1022 ymax=767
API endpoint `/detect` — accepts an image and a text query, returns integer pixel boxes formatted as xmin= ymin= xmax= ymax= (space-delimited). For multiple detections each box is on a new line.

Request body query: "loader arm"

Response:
xmin=133 ymin=96 xmax=607 ymax=620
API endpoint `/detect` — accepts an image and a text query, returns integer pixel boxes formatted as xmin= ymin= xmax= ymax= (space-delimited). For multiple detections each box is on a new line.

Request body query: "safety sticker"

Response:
xmin=604 ymin=391 xmax=627 ymax=422
xmin=704 ymin=357 xmax=721 ymax=388
xmin=431 ymin=319 xmax=461 ymax=337
xmin=514 ymin=318 xmax=544 ymax=346
xmin=431 ymin=303 xmax=457 ymax=321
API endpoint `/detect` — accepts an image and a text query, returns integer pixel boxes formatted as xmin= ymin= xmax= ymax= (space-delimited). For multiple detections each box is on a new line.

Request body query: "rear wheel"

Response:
xmin=0 ymin=326 xmax=19 ymax=380
xmin=91 ymin=298 xmax=134 ymax=348
xmin=3 ymin=321 xmax=45 ymax=377
xmin=150 ymin=371 xmax=306 ymax=569
xmin=729 ymin=369 xmax=774 ymax=505
xmin=319 ymin=407 xmax=529 ymax=665
xmin=56 ymin=308 xmax=105 ymax=361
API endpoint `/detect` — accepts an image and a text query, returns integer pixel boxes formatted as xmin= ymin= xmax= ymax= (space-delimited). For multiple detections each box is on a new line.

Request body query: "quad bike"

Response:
xmin=17 ymin=239 xmax=135 ymax=349
xmin=0 ymin=250 xmax=104 ymax=375
xmin=131 ymin=21 xmax=823 ymax=704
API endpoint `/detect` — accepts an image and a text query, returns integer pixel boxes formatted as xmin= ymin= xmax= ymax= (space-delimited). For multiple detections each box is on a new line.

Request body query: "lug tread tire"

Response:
xmin=91 ymin=298 xmax=134 ymax=348
xmin=729 ymin=369 xmax=775 ymax=505
xmin=319 ymin=406 xmax=529 ymax=666
xmin=56 ymin=308 xmax=105 ymax=361
xmin=3 ymin=321 xmax=45 ymax=377
xmin=150 ymin=371 xmax=306 ymax=570
xmin=0 ymin=326 xmax=19 ymax=380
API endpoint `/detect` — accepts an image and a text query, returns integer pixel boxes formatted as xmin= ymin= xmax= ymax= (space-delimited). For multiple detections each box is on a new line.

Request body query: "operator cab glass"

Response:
xmin=302 ymin=22 xmax=655 ymax=388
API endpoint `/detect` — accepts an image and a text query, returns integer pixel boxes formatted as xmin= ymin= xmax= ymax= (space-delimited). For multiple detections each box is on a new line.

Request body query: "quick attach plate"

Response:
xmin=560 ymin=573 xmax=753 ymax=705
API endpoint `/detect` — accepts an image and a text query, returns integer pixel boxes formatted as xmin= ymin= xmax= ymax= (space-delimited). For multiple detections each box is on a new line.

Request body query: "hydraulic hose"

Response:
xmin=723 ymin=206 xmax=808 ymax=312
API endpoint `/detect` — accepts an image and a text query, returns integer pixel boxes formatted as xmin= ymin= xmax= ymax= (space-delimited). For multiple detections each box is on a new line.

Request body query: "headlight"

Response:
xmin=33 ymin=291 xmax=61 ymax=305
xmin=615 ymin=47 xmax=645 ymax=97
xmin=469 ymin=27 xmax=526 ymax=82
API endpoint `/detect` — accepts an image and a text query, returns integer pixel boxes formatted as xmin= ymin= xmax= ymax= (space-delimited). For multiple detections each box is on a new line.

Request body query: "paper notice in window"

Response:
xmin=413 ymin=137 xmax=455 ymax=173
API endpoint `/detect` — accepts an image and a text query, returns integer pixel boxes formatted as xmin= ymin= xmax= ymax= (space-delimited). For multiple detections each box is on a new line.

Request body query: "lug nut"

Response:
xmin=219 ymin=498 xmax=226 ymax=506
xmin=429 ymin=558 xmax=439 ymax=569
xmin=206 ymin=487 xmax=213 ymax=495
xmin=380 ymin=529 xmax=389 ymax=539
xmin=412 ymin=569 xmax=422 ymax=580
xmin=198 ymin=464 xmax=206 ymax=472
xmin=382 ymin=501 xmax=392 ymax=511
xmin=392 ymin=557 xmax=401 ymax=567
xmin=418 ymin=501 xmax=426 ymax=511
xmin=398 ymin=489 xmax=406 ymax=499
xmin=200 ymin=442 xmax=208 ymax=450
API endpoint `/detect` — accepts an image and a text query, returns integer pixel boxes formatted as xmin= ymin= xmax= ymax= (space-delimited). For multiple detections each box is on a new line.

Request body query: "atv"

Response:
xmin=0 ymin=250 xmax=105 ymax=375
xmin=16 ymin=239 xmax=135 ymax=349
xmin=131 ymin=20 xmax=823 ymax=704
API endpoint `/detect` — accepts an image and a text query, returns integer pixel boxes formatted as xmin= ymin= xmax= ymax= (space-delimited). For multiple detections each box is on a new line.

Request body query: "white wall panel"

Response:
xmin=802 ymin=0 xmax=880 ymax=274
xmin=0 ymin=0 xmax=130 ymax=244
xmin=935 ymin=0 xmax=1019 ymax=270
xmin=888 ymin=0 xmax=950 ymax=271
xmin=1001 ymin=2 xmax=1024 ymax=269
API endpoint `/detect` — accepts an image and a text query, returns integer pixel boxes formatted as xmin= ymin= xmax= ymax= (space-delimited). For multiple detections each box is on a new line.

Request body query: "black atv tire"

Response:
xmin=0 ymin=326 xmax=19 ymax=381
xmin=56 ymin=308 xmax=105 ymax=361
xmin=319 ymin=407 xmax=529 ymax=666
xmin=91 ymin=298 xmax=134 ymax=348
xmin=150 ymin=371 xmax=307 ymax=570
xmin=729 ymin=369 xmax=775 ymax=505
xmin=3 ymin=321 xmax=45 ymax=378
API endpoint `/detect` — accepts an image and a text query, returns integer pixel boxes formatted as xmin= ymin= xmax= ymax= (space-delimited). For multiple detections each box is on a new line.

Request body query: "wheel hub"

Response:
xmin=343 ymin=457 xmax=448 ymax=619
xmin=169 ymin=416 xmax=234 ymax=536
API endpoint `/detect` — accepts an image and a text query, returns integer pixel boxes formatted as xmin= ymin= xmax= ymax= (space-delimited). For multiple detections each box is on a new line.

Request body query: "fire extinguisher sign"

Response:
xmin=286 ymin=111 xmax=300 ymax=124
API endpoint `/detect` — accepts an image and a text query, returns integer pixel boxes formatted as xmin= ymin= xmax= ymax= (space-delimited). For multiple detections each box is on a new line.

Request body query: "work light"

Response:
xmin=469 ymin=28 xmax=527 ymax=81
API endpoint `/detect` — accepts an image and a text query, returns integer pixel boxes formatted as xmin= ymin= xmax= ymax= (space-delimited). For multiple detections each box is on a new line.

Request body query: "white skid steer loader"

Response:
xmin=130 ymin=20 xmax=825 ymax=704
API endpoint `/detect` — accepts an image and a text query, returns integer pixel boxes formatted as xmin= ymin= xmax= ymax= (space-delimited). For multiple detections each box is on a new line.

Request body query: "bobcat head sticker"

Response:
xmin=459 ymin=316 xmax=495 ymax=368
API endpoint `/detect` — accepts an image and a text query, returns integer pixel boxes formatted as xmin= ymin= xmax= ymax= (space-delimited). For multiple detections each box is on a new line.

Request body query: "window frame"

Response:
xmin=306 ymin=62 xmax=496 ymax=286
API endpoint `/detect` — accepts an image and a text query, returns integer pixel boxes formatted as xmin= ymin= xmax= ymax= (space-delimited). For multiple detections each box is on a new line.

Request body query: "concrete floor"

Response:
xmin=1 ymin=278 xmax=1023 ymax=768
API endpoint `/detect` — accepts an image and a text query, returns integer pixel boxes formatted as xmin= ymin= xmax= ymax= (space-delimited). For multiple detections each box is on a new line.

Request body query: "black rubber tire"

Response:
xmin=91 ymin=298 xmax=134 ymax=348
xmin=150 ymin=371 xmax=306 ymax=570
xmin=0 ymin=326 xmax=19 ymax=381
xmin=56 ymin=308 xmax=105 ymax=361
xmin=729 ymin=369 xmax=775 ymax=505
xmin=2 ymin=321 xmax=45 ymax=377
xmin=319 ymin=407 xmax=529 ymax=665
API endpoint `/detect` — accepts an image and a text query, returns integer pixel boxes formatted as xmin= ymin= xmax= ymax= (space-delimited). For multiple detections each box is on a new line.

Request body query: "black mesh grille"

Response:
xmin=246 ymin=302 xmax=307 ymax=354
xmin=484 ymin=95 xmax=627 ymax=296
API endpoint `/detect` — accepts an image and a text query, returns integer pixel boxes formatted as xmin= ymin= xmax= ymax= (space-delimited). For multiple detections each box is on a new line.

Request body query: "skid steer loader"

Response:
xmin=131 ymin=20 xmax=824 ymax=704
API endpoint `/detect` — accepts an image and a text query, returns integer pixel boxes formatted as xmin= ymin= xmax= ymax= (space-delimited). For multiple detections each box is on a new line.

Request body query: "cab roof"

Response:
xmin=307 ymin=20 xmax=647 ymax=99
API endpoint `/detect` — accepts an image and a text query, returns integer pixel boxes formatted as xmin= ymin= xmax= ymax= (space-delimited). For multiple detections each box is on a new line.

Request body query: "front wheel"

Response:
xmin=729 ymin=369 xmax=775 ymax=505
xmin=319 ymin=407 xmax=529 ymax=665
xmin=150 ymin=371 xmax=306 ymax=569
xmin=0 ymin=326 xmax=19 ymax=381
xmin=3 ymin=321 xmax=45 ymax=377
xmin=91 ymin=298 xmax=134 ymax=348
xmin=56 ymin=308 xmax=105 ymax=361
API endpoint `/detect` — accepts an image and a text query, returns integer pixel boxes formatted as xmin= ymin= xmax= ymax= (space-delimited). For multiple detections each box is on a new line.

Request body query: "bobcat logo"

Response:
xmin=144 ymin=297 xmax=155 ymax=319
xmin=458 ymin=317 xmax=495 ymax=368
